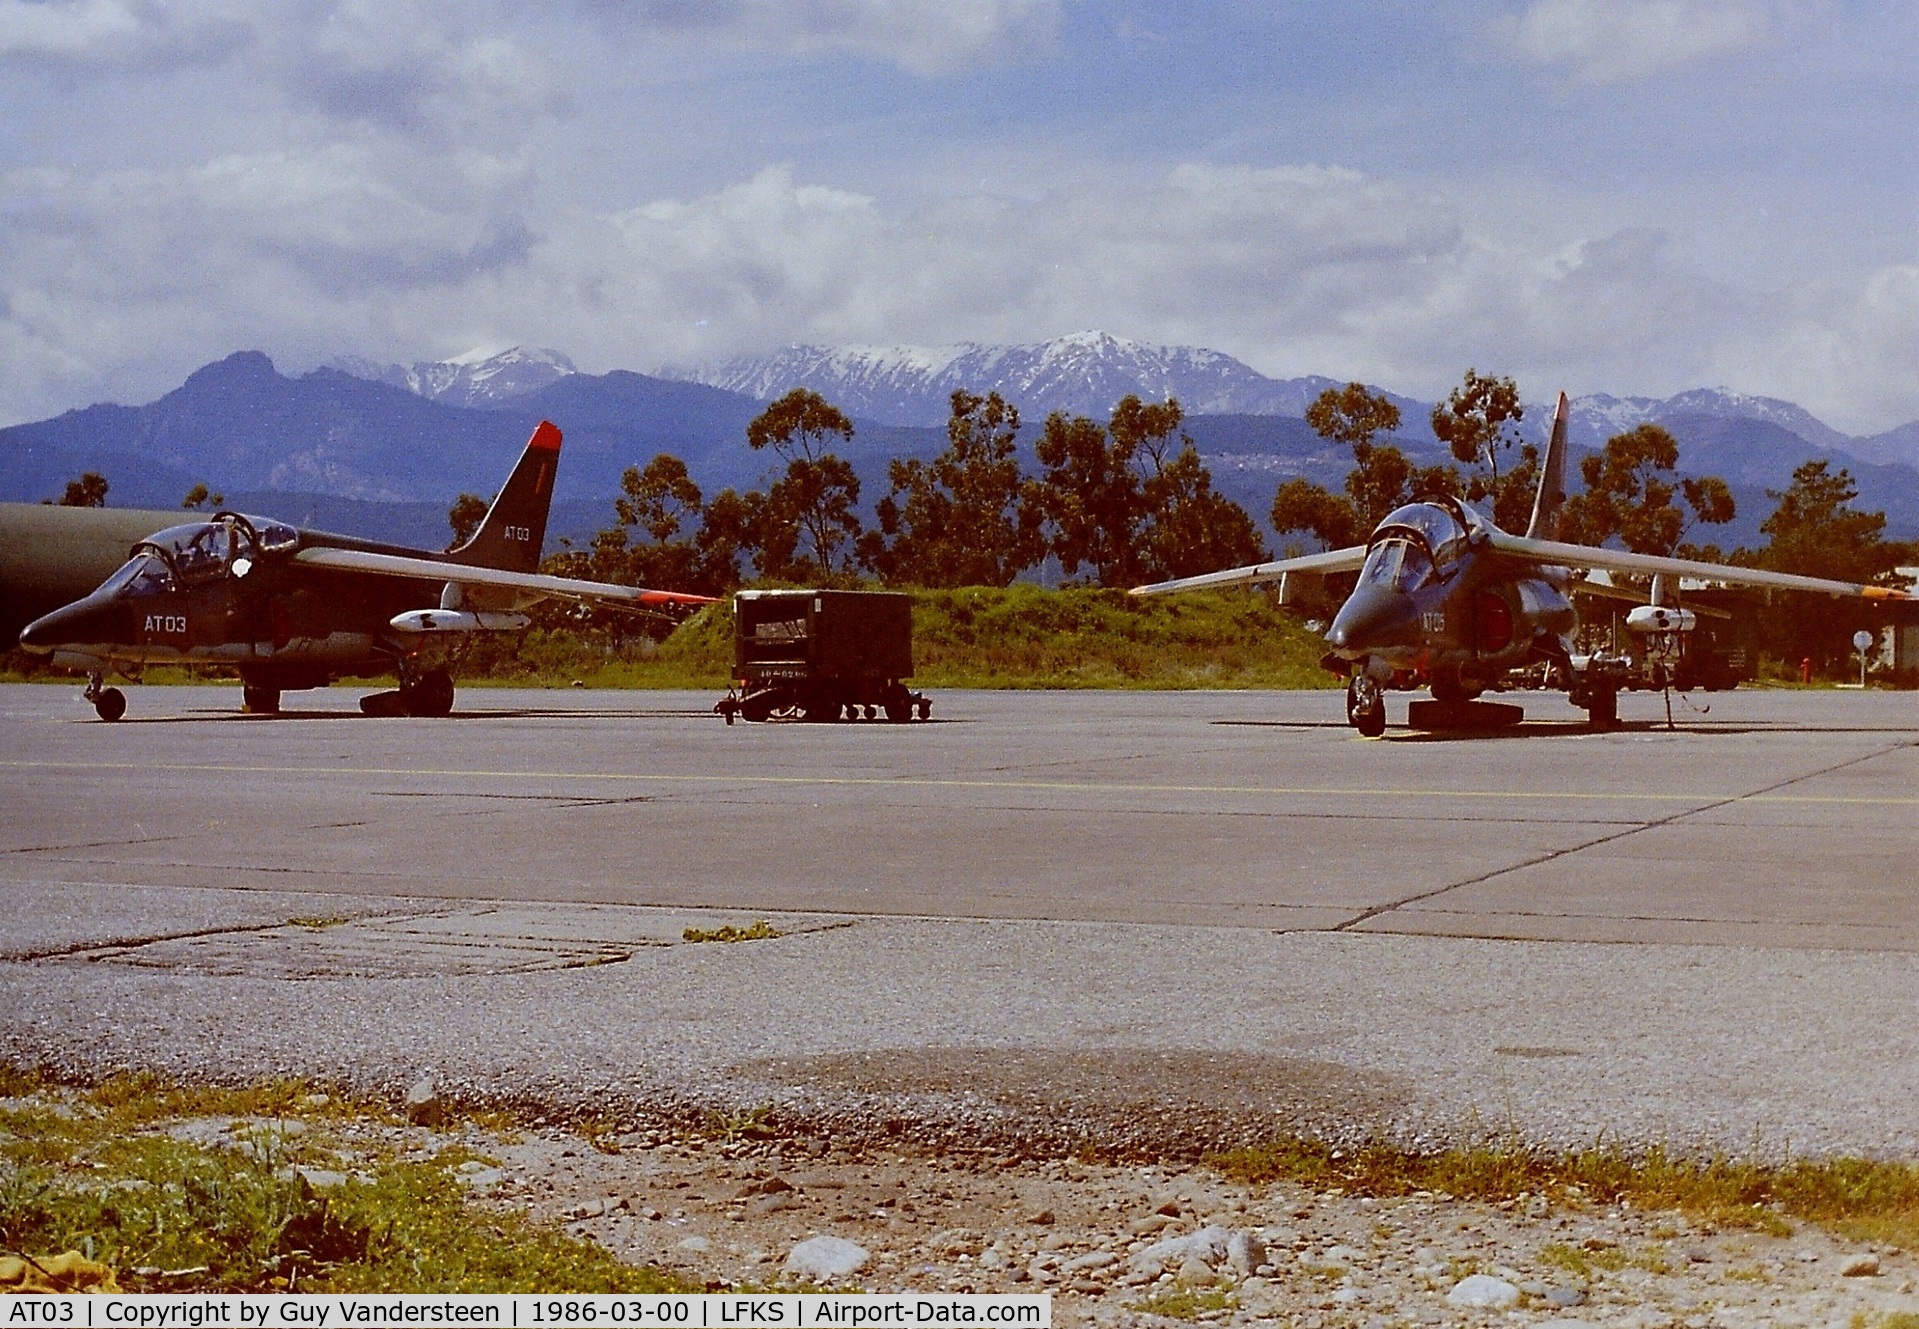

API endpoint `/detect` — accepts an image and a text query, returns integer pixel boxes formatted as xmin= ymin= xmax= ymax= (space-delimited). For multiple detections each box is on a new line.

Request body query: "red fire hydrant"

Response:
xmin=1800 ymin=657 xmax=1813 ymax=684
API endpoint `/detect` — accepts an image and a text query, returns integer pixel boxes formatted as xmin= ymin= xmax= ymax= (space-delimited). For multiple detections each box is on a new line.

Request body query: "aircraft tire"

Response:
xmin=404 ymin=669 xmax=455 ymax=717
xmin=1585 ymin=687 xmax=1618 ymax=728
xmin=242 ymin=685 xmax=281 ymax=715
xmin=1346 ymin=676 xmax=1386 ymax=738
xmin=93 ymin=687 xmax=127 ymax=722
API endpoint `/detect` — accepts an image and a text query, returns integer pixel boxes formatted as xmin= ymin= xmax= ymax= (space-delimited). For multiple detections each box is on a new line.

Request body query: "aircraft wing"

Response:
xmin=293 ymin=547 xmax=718 ymax=607
xmin=1130 ymin=545 xmax=1369 ymax=596
xmin=1488 ymin=532 xmax=1915 ymax=603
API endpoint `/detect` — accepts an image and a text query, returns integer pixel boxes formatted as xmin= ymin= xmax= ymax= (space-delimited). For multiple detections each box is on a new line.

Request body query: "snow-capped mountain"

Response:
xmin=327 ymin=332 xmax=1919 ymax=471
xmin=329 ymin=346 xmax=577 ymax=408
xmin=667 ymin=331 xmax=1353 ymax=428
xmin=1562 ymin=389 xmax=1858 ymax=455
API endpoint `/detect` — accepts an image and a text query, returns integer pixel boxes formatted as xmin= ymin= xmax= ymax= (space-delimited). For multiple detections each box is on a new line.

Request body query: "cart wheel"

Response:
xmin=882 ymin=682 xmax=913 ymax=723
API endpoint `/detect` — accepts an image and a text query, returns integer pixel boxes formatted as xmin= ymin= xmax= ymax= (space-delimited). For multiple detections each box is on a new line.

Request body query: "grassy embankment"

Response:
xmin=0 ymin=1069 xmax=687 ymax=1294
xmin=12 ymin=1068 xmax=1919 ymax=1293
xmin=1209 ymin=1136 xmax=1919 ymax=1255
xmin=0 ymin=586 xmax=1339 ymax=691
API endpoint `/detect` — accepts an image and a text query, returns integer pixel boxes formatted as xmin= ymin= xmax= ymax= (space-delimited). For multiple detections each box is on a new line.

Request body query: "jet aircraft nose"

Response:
xmin=1325 ymin=584 xmax=1420 ymax=657
xmin=18 ymin=598 xmax=124 ymax=655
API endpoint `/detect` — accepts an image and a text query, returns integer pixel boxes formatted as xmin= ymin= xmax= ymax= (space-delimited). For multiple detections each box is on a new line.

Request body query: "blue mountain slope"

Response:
xmin=5 ymin=353 xmax=1915 ymax=552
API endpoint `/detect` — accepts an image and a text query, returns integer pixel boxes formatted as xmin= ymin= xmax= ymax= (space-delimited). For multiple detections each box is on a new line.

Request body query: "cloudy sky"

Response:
xmin=3 ymin=0 xmax=1917 ymax=432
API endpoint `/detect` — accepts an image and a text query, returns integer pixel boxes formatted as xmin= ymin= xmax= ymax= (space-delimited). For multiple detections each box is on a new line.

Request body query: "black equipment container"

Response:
xmin=716 ymin=589 xmax=930 ymax=723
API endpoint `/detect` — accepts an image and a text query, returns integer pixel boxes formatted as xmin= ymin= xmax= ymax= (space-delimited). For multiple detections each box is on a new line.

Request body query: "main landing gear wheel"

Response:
xmin=1584 ymin=686 xmax=1618 ymax=728
xmin=402 ymin=669 xmax=455 ymax=717
xmin=1346 ymin=675 xmax=1386 ymax=738
xmin=242 ymin=685 xmax=281 ymax=715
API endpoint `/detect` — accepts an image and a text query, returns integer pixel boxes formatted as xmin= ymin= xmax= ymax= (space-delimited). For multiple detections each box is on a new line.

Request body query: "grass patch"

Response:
xmin=1124 ymin=1282 xmax=1236 ymax=1320
xmin=0 ymin=1073 xmax=690 ymax=1293
xmin=1209 ymin=1137 xmax=1919 ymax=1248
xmin=682 ymin=920 xmax=782 ymax=944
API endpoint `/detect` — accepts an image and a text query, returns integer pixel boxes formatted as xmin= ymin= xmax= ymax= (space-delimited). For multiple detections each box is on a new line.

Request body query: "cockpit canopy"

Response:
xmin=104 ymin=514 xmax=299 ymax=595
xmin=1359 ymin=500 xmax=1474 ymax=594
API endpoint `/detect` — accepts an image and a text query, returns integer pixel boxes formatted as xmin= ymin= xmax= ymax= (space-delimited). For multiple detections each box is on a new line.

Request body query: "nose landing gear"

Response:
xmin=84 ymin=672 xmax=126 ymax=722
xmin=1345 ymin=674 xmax=1386 ymax=738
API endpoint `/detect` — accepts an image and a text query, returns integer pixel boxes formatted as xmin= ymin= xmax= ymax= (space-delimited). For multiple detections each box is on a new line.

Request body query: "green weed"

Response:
xmin=683 ymin=920 xmax=782 ymax=943
xmin=1209 ymin=1137 xmax=1919 ymax=1248
xmin=1125 ymin=1282 xmax=1236 ymax=1320
xmin=0 ymin=1076 xmax=690 ymax=1293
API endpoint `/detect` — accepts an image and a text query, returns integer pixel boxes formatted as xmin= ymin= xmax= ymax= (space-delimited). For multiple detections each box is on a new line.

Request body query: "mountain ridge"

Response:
xmin=4 ymin=344 xmax=1916 ymax=554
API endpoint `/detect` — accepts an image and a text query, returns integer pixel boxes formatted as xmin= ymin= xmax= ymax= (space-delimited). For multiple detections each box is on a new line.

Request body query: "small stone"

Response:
xmin=1025 ymin=1209 xmax=1056 ymax=1225
xmin=976 ymin=1247 xmax=1007 ymax=1270
xmin=746 ymin=1194 xmax=795 ymax=1217
xmin=784 ymin=1235 xmax=870 ymax=1283
xmin=1842 ymin=1253 xmax=1882 ymax=1277
xmin=1226 ymin=1230 xmax=1266 ymax=1275
xmin=1544 ymin=1285 xmax=1588 ymax=1307
xmin=296 ymin=1167 xmax=347 ymax=1189
xmin=677 ymin=1236 xmax=710 ymax=1254
xmin=1130 ymin=1225 xmax=1232 ymax=1276
xmin=1795 ymin=1249 xmax=1820 ymax=1263
xmin=404 ymin=1077 xmax=443 ymax=1127
xmin=1061 ymin=1252 xmax=1119 ymax=1274
xmin=1446 ymin=1274 xmax=1520 ymax=1309
xmin=454 ymin=1162 xmax=503 ymax=1190
xmin=1175 ymin=1256 xmax=1214 ymax=1285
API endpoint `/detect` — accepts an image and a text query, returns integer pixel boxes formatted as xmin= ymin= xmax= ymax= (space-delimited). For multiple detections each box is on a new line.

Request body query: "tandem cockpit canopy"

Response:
xmin=1359 ymin=500 xmax=1472 ymax=594
xmin=122 ymin=515 xmax=298 ymax=588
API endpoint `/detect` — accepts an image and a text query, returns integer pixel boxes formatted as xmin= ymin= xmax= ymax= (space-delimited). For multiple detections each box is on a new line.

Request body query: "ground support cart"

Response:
xmin=715 ymin=589 xmax=931 ymax=724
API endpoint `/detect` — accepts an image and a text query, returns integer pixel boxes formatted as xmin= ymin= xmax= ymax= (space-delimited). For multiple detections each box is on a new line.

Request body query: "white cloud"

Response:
xmin=767 ymin=0 xmax=1061 ymax=74
xmin=574 ymin=0 xmax=1060 ymax=74
xmin=1499 ymin=0 xmax=1773 ymax=82
xmin=7 ymin=150 xmax=1919 ymax=434
xmin=0 ymin=0 xmax=250 ymax=67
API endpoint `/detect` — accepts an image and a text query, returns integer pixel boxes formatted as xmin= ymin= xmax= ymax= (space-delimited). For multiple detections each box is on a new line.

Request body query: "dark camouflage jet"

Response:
xmin=18 ymin=421 xmax=714 ymax=720
xmin=1133 ymin=393 xmax=1915 ymax=736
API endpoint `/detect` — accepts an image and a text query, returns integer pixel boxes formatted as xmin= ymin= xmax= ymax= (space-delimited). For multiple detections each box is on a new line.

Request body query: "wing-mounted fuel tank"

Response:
xmin=390 ymin=609 xmax=533 ymax=634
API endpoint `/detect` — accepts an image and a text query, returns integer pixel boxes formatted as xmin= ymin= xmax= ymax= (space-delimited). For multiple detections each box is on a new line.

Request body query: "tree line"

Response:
xmin=505 ymin=369 xmax=1909 ymax=671
xmin=40 ymin=365 xmax=1907 ymax=672
xmin=519 ymin=386 xmax=1268 ymax=600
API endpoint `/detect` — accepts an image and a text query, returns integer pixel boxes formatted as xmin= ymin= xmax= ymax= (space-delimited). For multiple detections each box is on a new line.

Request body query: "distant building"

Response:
xmin=1890 ymin=568 xmax=1919 ymax=674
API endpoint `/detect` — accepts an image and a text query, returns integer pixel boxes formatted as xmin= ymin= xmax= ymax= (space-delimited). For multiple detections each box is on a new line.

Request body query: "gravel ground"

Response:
xmin=135 ymin=1103 xmax=1919 ymax=1327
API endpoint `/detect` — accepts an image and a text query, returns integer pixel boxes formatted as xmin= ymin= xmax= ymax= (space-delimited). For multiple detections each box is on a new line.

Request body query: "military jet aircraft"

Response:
xmin=1132 ymin=393 xmax=1915 ymax=736
xmin=18 ymin=421 xmax=715 ymax=719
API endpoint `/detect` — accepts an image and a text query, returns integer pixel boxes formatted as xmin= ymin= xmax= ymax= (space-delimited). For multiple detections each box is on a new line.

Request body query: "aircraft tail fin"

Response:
xmin=1524 ymin=391 xmax=1569 ymax=540
xmin=449 ymin=421 xmax=562 ymax=573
